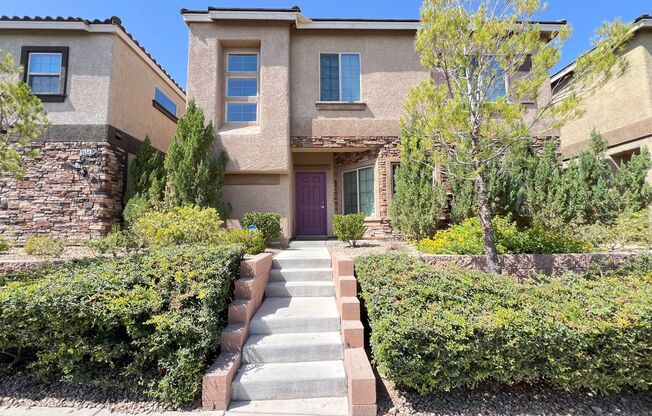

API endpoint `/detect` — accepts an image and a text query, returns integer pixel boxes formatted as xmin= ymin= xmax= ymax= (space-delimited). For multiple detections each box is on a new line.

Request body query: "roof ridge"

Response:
xmin=0 ymin=15 xmax=185 ymax=95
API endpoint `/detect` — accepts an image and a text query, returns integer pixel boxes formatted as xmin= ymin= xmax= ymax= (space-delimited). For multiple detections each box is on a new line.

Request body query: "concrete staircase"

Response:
xmin=227 ymin=242 xmax=349 ymax=416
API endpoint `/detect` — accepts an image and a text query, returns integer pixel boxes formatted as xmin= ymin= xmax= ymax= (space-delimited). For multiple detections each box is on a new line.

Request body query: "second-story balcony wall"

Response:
xmin=290 ymin=29 xmax=429 ymax=139
xmin=187 ymin=21 xmax=292 ymax=174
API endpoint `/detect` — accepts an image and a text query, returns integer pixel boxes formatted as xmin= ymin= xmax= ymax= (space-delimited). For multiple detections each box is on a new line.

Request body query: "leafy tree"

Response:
xmin=0 ymin=50 xmax=49 ymax=177
xmin=164 ymin=100 xmax=230 ymax=218
xmin=405 ymin=0 xmax=630 ymax=272
xmin=390 ymin=120 xmax=448 ymax=240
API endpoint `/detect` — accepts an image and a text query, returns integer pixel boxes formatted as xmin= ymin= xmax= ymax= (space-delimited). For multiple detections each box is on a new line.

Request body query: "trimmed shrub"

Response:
xmin=133 ymin=206 xmax=223 ymax=248
xmin=574 ymin=209 xmax=652 ymax=250
xmin=416 ymin=216 xmax=591 ymax=254
xmin=0 ymin=244 xmax=244 ymax=405
xmin=85 ymin=226 xmax=144 ymax=257
xmin=123 ymin=194 xmax=156 ymax=225
xmin=0 ymin=236 xmax=10 ymax=253
xmin=333 ymin=214 xmax=366 ymax=247
xmin=356 ymin=253 xmax=652 ymax=394
xmin=24 ymin=235 xmax=65 ymax=257
xmin=218 ymin=228 xmax=265 ymax=255
xmin=242 ymin=211 xmax=282 ymax=241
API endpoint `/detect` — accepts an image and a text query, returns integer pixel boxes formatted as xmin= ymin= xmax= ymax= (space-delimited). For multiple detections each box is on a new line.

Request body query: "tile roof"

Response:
xmin=0 ymin=15 xmax=184 ymax=94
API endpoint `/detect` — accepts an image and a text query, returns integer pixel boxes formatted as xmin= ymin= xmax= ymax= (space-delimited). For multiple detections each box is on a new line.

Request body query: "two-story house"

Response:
xmin=182 ymin=6 xmax=565 ymax=241
xmin=0 ymin=16 xmax=186 ymax=242
xmin=552 ymin=14 xmax=652 ymax=174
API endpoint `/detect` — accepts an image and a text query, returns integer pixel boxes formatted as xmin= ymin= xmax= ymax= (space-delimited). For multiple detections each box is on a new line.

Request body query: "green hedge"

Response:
xmin=0 ymin=244 xmax=244 ymax=405
xmin=356 ymin=253 xmax=652 ymax=394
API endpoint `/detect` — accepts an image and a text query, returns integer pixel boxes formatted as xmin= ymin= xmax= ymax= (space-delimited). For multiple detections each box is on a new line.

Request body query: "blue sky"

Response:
xmin=2 ymin=1 xmax=650 ymax=89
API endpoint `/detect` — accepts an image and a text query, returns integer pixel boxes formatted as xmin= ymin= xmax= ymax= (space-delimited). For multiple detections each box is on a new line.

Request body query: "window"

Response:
xmin=226 ymin=53 xmax=259 ymax=123
xmin=21 ymin=46 xmax=69 ymax=102
xmin=343 ymin=166 xmax=375 ymax=217
xmin=484 ymin=58 xmax=507 ymax=102
xmin=320 ymin=53 xmax=360 ymax=102
xmin=226 ymin=103 xmax=257 ymax=122
xmin=153 ymin=88 xmax=177 ymax=121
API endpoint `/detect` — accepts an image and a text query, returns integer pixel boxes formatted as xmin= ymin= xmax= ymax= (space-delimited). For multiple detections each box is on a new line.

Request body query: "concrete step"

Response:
xmin=272 ymin=248 xmax=331 ymax=269
xmin=231 ymin=361 xmax=347 ymax=401
xmin=265 ymin=281 xmax=335 ymax=297
xmin=242 ymin=332 xmax=343 ymax=364
xmin=249 ymin=297 xmax=340 ymax=334
xmin=269 ymin=267 xmax=333 ymax=282
xmin=227 ymin=396 xmax=349 ymax=415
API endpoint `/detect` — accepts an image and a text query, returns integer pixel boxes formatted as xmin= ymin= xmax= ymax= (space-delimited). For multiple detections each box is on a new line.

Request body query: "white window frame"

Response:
xmin=342 ymin=165 xmax=375 ymax=218
xmin=225 ymin=51 xmax=260 ymax=124
xmin=318 ymin=52 xmax=362 ymax=103
xmin=27 ymin=52 xmax=63 ymax=95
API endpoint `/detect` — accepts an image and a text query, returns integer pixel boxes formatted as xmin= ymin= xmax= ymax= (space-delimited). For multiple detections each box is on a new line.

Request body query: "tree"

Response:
xmin=164 ymin=100 xmax=230 ymax=218
xmin=126 ymin=136 xmax=165 ymax=202
xmin=524 ymin=140 xmax=566 ymax=229
xmin=609 ymin=147 xmax=652 ymax=214
xmin=0 ymin=50 xmax=49 ymax=177
xmin=405 ymin=0 xmax=631 ymax=272
xmin=390 ymin=118 xmax=448 ymax=240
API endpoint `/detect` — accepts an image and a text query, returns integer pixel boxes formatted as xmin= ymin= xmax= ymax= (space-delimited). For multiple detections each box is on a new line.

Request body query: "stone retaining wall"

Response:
xmin=422 ymin=252 xmax=636 ymax=278
xmin=0 ymin=141 xmax=126 ymax=243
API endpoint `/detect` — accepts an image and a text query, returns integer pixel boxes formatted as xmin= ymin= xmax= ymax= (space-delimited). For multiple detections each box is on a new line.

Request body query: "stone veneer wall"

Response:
xmin=0 ymin=141 xmax=126 ymax=243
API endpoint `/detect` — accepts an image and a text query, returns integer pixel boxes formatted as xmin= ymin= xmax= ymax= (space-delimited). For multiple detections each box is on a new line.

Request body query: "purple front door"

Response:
xmin=295 ymin=172 xmax=327 ymax=235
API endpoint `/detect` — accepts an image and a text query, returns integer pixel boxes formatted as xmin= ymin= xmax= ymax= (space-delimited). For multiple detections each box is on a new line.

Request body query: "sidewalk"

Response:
xmin=0 ymin=407 xmax=224 ymax=416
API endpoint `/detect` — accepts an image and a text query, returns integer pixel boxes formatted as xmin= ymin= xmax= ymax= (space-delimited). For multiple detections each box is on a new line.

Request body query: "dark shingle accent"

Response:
xmin=0 ymin=15 xmax=184 ymax=94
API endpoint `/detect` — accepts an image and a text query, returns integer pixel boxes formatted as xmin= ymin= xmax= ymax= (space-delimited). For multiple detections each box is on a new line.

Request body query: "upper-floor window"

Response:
xmin=21 ymin=46 xmax=69 ymax=102
xmin=483 ymin=58 xmax=507 ymax=102
xmin=320 ymin=53 xmax=361 ymax=102
xmin=226 ymin=52 xmax=259 ymax=123
xmin=153 ymin=88 xmax=178 ymax=121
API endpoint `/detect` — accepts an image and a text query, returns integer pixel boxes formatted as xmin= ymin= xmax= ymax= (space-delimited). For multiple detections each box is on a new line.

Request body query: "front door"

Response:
xmin=295 ymin=172 xmax=327 ymax=235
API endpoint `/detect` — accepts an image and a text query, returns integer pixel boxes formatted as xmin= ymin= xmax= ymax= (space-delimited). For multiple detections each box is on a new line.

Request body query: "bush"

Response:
xmin=0 ymin=244 xmax=244 ymax=405
xmin=123 ymin=194 xmax=156 ymax=225
xmin=333 ymin=214 xmax=366 ymax=247
xmin=416 ymin=216 xmax=591 ymax=254
xmin=133 ymin=206 xmax=223 ymax=248
xmin=356 ymin=253 xmax=652 ymax=394
xmin=574 ymin=210 xmax=652 ymax=250
xmin=85 ymin=226 xmax=143 ymax=257
xmin=0 ymin=236 xmax=10 ymax=253
xmin=242 ymin=211 xmax=282 ymax=241
xmin=218 ymin=228 xmax=265 ymax=255
xmin=24 ymin=235 xmax=66 ymax=257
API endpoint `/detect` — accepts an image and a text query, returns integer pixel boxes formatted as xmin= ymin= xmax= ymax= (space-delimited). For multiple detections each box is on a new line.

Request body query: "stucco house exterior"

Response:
xmin=182 ymin=6 xmax=564 ymax=240
xmin=551 ymin=14 xmax=652 ymax=172
xmin=0 ymin=16 xmax=186 ymax=242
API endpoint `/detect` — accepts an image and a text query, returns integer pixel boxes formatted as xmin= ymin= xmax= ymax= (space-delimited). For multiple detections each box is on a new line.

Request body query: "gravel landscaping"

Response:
xmin=0 ymin=371 xmax=200 ymax=414
xmin=377 ymin=376 xmax=652 ymax=416
xmin=328 ymin=238 xmax=418 ymax=258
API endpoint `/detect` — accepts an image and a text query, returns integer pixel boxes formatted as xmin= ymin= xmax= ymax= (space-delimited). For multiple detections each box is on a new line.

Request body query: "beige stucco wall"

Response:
xmin=186 ymin=21 xmax=292 ymax=173
xmin=0 ymin=30 xmax=114 ymax=125
xmin=108 ymin=36 xmax=186 ymax=152
xmin=290 ymin=29 xmax=429 ymax=137
xmin=557 ymin=30 xmax=652 ymax=157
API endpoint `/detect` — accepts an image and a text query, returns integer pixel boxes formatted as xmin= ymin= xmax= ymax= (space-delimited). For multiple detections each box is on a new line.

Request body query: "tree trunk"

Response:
xmin=474 ymin=170 xmax=502 ymax=274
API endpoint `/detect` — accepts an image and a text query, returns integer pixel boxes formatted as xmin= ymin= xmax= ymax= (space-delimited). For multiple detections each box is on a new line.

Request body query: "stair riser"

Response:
xmin=232 ymin=378 xmax=347 ymax=401
xmin=265 ymin=285 xmax=335 ymax=297
xmin=249 ymin=317 xmax=340 ymax=335
xmin=242 ymin=344 xmax=343 ymax=364
xmin=272 ymin=258 xmax=331 ymax=269
xmin=269 ymin=270 xmax=333 ymax=282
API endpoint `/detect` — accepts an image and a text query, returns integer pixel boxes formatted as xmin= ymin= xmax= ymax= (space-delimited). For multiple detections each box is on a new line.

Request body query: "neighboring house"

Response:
xmin=0 ymin=16 xmax=186 ymax=242
xmin=182 ymin=6 xmax=564 ymax=240
xmin=552 ymin=14 xmax=652 ymax=172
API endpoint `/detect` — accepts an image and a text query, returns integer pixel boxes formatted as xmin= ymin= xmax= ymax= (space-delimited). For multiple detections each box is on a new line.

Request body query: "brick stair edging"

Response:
xmin=202 ymin=252 xmax=273 ymax=411
xmin=332 ymin=254 xmax=377 ymax=416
